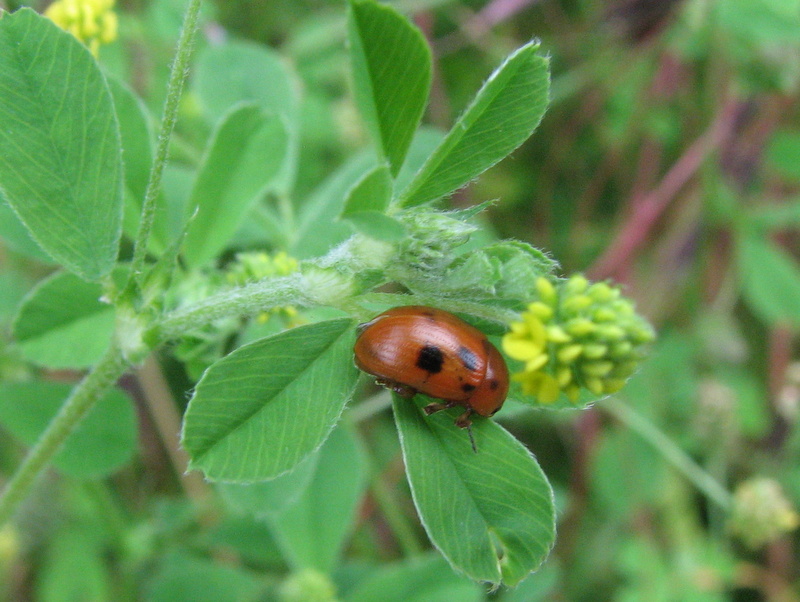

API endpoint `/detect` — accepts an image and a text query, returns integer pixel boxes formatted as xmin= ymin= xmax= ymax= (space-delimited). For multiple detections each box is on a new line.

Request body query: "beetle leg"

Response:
xmin=423 ymin=400 xmax=458 ymax=415
xmin=454 ymin=408 xmax=473 ymax=429
xmin=376 ymin=378 xmax=416 ymax=399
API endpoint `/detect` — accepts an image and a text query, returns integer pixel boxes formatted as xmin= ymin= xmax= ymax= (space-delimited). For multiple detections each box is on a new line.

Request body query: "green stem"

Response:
xmin=0 ymin=346 xmax=128 ymax=524
xmin=127 ymin=0 xmax=202 ymax=285
xmin=602 ymin=397 xmax=733 ymax=511
xmin=156 ymin=273 xmax=308 ymax=342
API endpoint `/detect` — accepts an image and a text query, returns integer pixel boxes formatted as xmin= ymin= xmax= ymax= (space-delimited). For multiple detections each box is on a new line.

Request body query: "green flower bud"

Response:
xmin=395 ymin=210 xmax=477 ymax=273
xmin=279 ymin=569 xmax=338 ymax=602
xmin=300 ymin=263 xmax=358 ymax=308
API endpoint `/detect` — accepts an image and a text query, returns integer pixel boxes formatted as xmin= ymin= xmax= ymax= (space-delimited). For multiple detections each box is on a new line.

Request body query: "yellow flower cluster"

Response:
xmin=226 ymin=251 xmax=300 ymax=322
xmin=45 ymin=0 xmax=117 ymax=56
xmin=502 ymin=275 xmax=655 ymax=404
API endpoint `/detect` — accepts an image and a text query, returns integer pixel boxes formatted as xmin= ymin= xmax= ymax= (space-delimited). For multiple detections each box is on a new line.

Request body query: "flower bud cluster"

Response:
xmin=729 ymin=478 xmax=799 ymax=549
xmin=502 ymin=275 xmax=655 ymax=403
xmin=226 ymin=251 xmax=300 ymax=323
xmin=45 ymin=0 xmax=117 ymax=56
xmin=395 ymin=211 xmax=477 ymax=274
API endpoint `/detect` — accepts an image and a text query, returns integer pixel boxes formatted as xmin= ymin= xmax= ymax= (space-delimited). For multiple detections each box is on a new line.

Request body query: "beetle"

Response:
xmin=353 ymin=306 xmax=509 ymax=451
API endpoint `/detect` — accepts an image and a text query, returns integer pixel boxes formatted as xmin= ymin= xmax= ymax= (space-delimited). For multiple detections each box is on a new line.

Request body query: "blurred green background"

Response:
xmin=1 ymin=0 xmax=800 ymax=600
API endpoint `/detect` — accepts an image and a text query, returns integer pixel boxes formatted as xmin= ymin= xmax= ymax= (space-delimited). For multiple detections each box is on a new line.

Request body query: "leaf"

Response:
xmin=348 ymin=0 xmax=432 ymax=175
xmin=0 ymin=381 xmax=137 ymax=478
xmin=766 ymin=129 xmax=800 ymax=181
xmin=193 ymin=40 xmax=300 ymax=194
xmin=747 ymin=201 xmax=800 ymax=229
xmin=267 ymin=426 xmax=367 ymax=572
xmin=37 ymin=527 xmax=110 ymax=602
xmin=340 ymin=164 xmax=405 ymax=241
xmin=181 ymin=319 xmax=359 ymax=482
xmin=13 ymin=271 xmax=115 ymax=369
xmin=292 ymin=151 xmax=377 ymax=259
xmin=344 ymin=211 xmax=406 ymax=241
xmin=147 ymin=552 xmax=263 ymax=602
xmin=108 ymin=77 xmax=153 ymax=216
xmin=398 ymin=42 xmax=550 ymax=208
xmin=347 ymin=554 xmax=483 ymax=602
xmin=0 ymin=9 xmax=123 ymax=281
xmin=183 ymin=104 xmax=288 ymax=267
xmin=737 ymin=232 xmax=800 ymax=327
xmin=0 ymin=195 xmax=54 ymax=263
xmin=216 ymin=451 xmax=319 ymax=517
xmin=393 ymin=395 xmax=555 ymax=586
xmin=341 ymin=164 xmax=393 ymax=216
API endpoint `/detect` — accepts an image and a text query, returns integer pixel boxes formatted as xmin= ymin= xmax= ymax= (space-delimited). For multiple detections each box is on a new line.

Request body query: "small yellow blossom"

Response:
xmin=729 ymin=478 xmax=799 ymax=549
xmin=503 ymin=275 xmax=655 ymax=404
xmin=226 ymin=251 xmax=301 ymax=324
xmin=45 ymin=0 xmax=118 ymax=57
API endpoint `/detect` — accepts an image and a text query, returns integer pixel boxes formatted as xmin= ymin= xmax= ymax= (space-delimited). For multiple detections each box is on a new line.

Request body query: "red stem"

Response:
xmin=588 ymin=98 xmax=742 ymax=280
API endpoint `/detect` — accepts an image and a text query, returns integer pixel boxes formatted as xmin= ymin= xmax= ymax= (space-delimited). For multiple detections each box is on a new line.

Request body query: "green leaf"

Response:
xmin=0 ymin=9 xmax=123 ymax=281
xmin=147 ymin=552 xmax=263 ymax=602
xmin=716 ymin=0 xmax=800 ymax=45
xmin=747 ymin=201 xmax=800 ymax=229
xmin=393 ymin=395 xmax=555 ymax=586
xmin=37 ymin=527 xmax=110 ymax=602
xmin=292 ymin=151 xmax=377 ymax=259
xmin=0 ymin=196 xmax=54 ymax=263
xmin=348 ymin=0 xmax=432 ymax=175
xmin=0 ymin=272 xmax=27 ymax=327
xmin=193 ymin=40 xmax=300 ymax=194
xmin=0 ymin=381 xmax=136 ymax=478
xmin=183 ymin=104 xmax=288 ymax=267
xmin=108 ymin=77 xmax=153 ymax=217
xmin=340 ymin=164 xmax=405 ymax=241
xmin=766 ymin=129 xmax=800 ymax=181
xmin=217 ymin=451 xmax=319 ymax=517
xmin=12 ymin=271 xmax=115 ymax=369
xmin=344 ymin=211 xmax=406 ymax=241
xmin=341 ymin=164 xmax=393 ymax=216
xmin=398 ymin=42 xmax=550 ymax=207
xmin=738 ymin=232 xmax=800 ymax=327
xmin=267 ymin=426 xmax=367 ymax=572
xmin=182 ymin=319 xmax=359 ymax=482
xmin=347 ymin=553 xmax=483 ymax=602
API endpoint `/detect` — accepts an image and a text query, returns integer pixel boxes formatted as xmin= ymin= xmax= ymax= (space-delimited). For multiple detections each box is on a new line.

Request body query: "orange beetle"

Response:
xmin=354 ymin=306 xmax=509 ymax=449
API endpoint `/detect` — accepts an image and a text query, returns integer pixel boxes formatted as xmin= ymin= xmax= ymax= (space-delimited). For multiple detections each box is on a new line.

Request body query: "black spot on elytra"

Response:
xmin=416 ymin=344 xmax=444 ymax=373
xmin=458 ymin=346 xmax=480 ymax=372
xmin=489 ymin=380 xmax=499 ymax=390
xmin=462 ymin=383 xmax=476 ymax=393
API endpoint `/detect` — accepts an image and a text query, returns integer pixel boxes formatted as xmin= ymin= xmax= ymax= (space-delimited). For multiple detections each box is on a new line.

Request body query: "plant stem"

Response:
xmin=128 ymin=0 xmax=202 ymax=286
xmin=0 ymin=346 xmax=128 ymax=524
xmin=156 ymin=273 xmax=308 ymax=342
xmin=602 ymin=396 xmax=732 ymax=511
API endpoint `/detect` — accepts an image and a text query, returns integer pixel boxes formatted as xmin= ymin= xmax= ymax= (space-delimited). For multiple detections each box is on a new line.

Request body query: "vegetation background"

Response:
xmin=0 ymin=0 xmax=799 ymax=600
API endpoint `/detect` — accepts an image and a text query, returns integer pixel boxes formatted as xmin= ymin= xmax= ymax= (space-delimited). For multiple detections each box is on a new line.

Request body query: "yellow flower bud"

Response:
xmin=557 ymin=344 xmax=583 ymax=364
xmin=583 ymin=343 xmax=608 ymax=359
xmin=545 ymin=325 xmax=571 ymax=343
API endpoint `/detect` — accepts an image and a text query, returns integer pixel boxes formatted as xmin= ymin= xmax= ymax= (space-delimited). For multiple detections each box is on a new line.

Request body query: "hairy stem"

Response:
xmin=602 ymin=396 xmax=732 ymax=511
xmin=156 ymin=273 xmax=308 ymax=342
xmin=128 ymin=0 xmax=202 ymax=285
xmin=0 ymin=346 xmax=128 ymax=524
